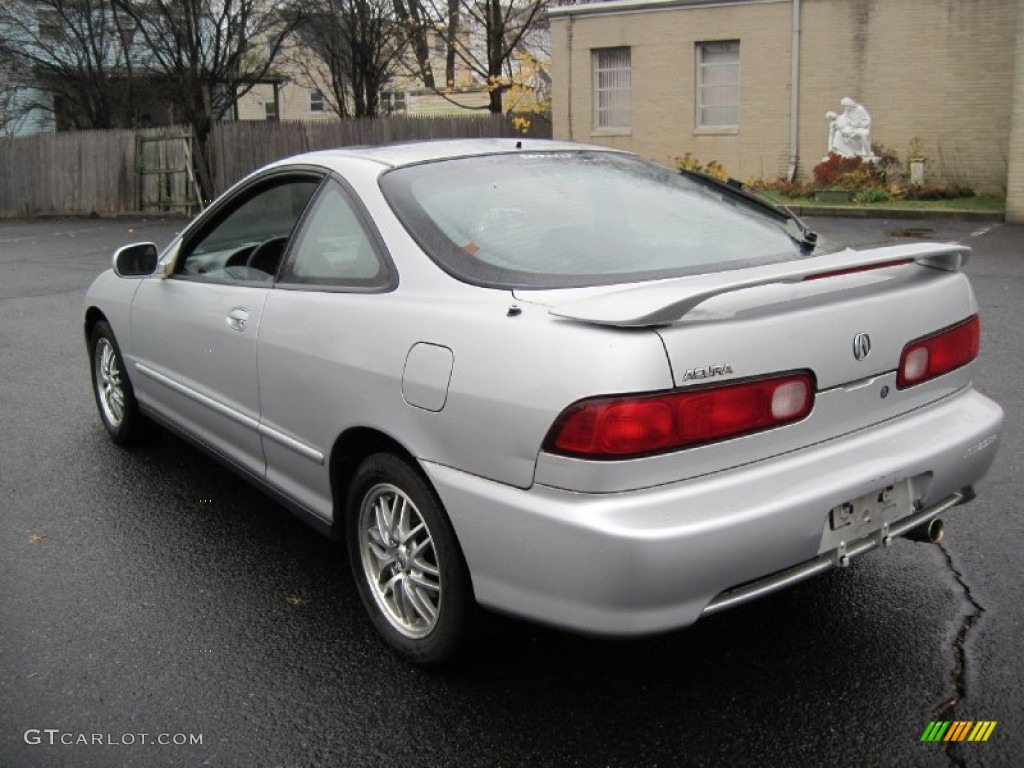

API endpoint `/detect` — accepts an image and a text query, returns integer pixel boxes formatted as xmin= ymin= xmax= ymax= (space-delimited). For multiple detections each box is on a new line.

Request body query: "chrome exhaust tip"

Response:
xmin=906 ymin=517 xmax=944 ymax=544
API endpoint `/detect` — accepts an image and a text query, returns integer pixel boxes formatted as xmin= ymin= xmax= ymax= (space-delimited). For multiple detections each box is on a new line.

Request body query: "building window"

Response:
xmin=263 ymin=100 xmax=277 ymax=120
xmin=37 ymin=9 xmax=62 ymax=43
xmin=381 ymin=91 xmax=406 ymax=114
xmin=592 ymin=48 xmax=631 ymax=130
xmin=696 ymin=41 xmax=740 ymax=128
xmin=310 ymin=89 xmax=325 ymax=113
xmin=432 ymin=30 xmax=446 ymax=59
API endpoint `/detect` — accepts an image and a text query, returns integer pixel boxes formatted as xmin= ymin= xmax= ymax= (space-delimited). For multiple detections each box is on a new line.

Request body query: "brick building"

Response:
xmin=549 ymin=0 xmax=1024 ymax=221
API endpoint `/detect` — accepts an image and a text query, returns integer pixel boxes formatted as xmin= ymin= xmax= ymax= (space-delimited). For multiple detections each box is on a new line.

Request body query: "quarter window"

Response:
xmin=696 ymin=41 xmax=740 ymax=128
xmin=280 ymin=179 xmax=388 ymax=288
xmin=592 ymin=48 xmax=631 ymax=130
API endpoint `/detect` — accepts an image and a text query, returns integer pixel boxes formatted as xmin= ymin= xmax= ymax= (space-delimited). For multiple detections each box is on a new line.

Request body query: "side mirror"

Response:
xmin=112 ymin=242 xmax=159 ymax=277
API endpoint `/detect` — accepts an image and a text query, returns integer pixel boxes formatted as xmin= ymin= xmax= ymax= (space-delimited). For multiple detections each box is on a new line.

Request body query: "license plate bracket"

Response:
xmin=819 ymin=480 xmax=914 ymax=554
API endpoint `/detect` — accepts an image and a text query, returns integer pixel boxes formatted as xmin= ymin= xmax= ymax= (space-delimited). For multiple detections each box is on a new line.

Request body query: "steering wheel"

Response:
xmin=224 ymin=244 xmax=256 ymax=269
xmin=244 ymin=236 xmax=289 ymax=276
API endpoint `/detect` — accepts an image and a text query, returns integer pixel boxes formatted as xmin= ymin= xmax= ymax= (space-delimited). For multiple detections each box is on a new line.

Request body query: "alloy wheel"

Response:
xmin=95 ymin=338 xmax=125 ymax=427
xmin=358 ymin=483 xmax=443 ymax=639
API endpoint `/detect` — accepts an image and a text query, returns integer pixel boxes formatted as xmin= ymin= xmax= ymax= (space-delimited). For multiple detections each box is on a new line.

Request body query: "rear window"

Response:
xmin=380 ymin=151 xmax=804 ymax=289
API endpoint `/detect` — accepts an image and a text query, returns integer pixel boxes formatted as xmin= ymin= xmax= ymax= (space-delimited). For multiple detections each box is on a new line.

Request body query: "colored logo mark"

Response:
xmin=920 ymin=721 xmax=997 ymax=742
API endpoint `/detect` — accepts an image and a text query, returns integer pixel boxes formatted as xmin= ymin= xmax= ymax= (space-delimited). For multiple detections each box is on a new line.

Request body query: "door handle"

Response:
xmin=226 ymin=307 xmax=249 ymax=331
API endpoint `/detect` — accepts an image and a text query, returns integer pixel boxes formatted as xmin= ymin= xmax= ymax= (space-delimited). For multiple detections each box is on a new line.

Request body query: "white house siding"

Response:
xmin=1 ymin=82 xmax=55 ymax=138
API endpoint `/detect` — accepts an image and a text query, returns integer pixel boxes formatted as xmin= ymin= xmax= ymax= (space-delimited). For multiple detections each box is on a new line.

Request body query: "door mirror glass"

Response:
xmin=112 ymin=242 xmax=159 ymax=277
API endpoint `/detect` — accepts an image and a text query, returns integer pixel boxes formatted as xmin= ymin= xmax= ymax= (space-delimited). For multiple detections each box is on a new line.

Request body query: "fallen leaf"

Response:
xmin=28 ymin=534 xmax=47 ymax=544
xmin=286 ymin=595 xmax=306 ymax=606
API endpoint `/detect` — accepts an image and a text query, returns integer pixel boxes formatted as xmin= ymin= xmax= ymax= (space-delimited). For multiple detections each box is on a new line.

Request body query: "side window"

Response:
xmin=178 ymin=178 xmax=320 ymax=283
xmin=280 ymin=179 xmax=389 ymax=288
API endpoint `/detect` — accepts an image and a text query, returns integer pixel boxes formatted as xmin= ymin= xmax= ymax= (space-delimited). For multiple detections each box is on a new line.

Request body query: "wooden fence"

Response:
xmin=212 ymin=114 xmax=550 ymax=193
xmin=137 ymin=130 xmax=200 ymax=215
xmin=0 ymin=114 xmax=552 ymax=219
xmin=0 ymin=129 xmax=137 ymax=218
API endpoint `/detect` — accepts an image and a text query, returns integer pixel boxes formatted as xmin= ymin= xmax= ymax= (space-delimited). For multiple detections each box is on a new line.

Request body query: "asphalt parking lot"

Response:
xmin=1 ymin=214 xmax=1021 ymax=768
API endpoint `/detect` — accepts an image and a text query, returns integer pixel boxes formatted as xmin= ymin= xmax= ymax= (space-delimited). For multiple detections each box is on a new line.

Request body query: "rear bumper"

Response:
xmin=424 ymin=388 xmax=1003 ymax=636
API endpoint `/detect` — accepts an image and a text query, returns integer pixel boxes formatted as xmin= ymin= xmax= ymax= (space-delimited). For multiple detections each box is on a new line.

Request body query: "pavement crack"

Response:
xmin=931 ymin=542 xmax=985 ymax=768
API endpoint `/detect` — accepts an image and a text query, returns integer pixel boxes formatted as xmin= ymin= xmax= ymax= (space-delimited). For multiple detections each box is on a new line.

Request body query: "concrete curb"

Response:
xmin=25 ymin=211 xmax=189 ymax=222
xmin=116 ymin=211 xmax=189 ymax=221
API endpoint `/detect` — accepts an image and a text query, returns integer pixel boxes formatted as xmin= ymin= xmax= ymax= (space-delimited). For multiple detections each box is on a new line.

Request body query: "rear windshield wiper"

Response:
xmin=679 ymin=169 xmax=819 ymax=254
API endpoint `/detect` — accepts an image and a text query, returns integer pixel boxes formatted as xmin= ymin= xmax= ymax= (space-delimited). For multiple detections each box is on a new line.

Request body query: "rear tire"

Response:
xmin=346 ymin=453 xmax=472 ymax=666
xmin=88 ymin=321 xmax=153 ymax=445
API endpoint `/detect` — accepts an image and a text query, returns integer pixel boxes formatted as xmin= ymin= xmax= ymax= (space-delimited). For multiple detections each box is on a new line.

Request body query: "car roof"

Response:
xmin=279 ymin=138 xmax=620 ymax=170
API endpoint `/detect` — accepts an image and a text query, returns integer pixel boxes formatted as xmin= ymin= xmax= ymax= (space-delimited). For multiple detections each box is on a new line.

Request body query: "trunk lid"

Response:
xmin=519 ymin=243 xmax=974 ymax=390
xmin=520 ymin=243 xmax=981 ymax=492
xmin=654 ymin=261 xmax=974 ymax=390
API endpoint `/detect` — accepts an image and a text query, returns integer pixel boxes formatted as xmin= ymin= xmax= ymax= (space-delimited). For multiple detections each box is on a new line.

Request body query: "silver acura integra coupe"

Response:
xmin=84 ymin=140 xmax=1003 ymax=664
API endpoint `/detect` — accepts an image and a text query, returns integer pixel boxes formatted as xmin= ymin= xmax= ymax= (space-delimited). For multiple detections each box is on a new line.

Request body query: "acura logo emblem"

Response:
xmin=853 ymin=333 xmax=871 ymax=360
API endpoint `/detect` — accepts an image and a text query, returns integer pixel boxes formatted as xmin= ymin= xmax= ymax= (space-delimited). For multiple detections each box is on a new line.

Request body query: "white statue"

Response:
xmin=826 ymin=97 xmax=875 ymax=159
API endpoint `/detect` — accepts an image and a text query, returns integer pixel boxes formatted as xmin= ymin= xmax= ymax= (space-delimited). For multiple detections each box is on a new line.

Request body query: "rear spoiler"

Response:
xmin=549 ymin=242 xmax=970 ymax=328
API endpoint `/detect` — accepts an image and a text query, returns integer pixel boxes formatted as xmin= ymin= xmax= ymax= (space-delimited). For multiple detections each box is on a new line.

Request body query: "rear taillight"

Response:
xmin=544 ymin=373 xmax=815 ymax=459
xmin=897 ymin=316 xmax=979 ymax=389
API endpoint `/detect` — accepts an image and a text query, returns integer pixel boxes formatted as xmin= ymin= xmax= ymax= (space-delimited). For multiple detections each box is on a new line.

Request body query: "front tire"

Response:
xmin=346 ymin=453 xmax=472 ymax=666
xmin=89 ymin=321 xmax=152 ymax=445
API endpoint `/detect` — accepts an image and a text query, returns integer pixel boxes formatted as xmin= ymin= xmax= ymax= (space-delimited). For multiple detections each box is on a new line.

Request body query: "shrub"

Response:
xmin=900 ymin=184 xmax=975 ymax=201
xmin=872 ymin=143 xmax=903 ymax=182
xmin=744 ymin=177 xmax=814 ymax=199
xmin=812 ymin=150 xmax=910 ymax=195
xmin=674 ymin=152 xmax=729 ymax=180
xmin=812 ymin=153 xmax=875 ymax=188
xmin=836 ymin=169 xmax=875 ymax=191
xmin=852 ymin=186 xmax=892 ymax=204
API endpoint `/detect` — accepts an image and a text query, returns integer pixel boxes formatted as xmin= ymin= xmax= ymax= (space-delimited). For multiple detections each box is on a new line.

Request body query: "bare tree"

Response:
xmin=392 ymin=0 xmax=435 ymax=89
xmin=0 ymin=0 xmax=136 ymax=130
xmin=462 ymin=0 xmax=546 ymax=113
xmin=115 ymin=0 xmax=305 ymax=197
xmin=345 ymin=0 xmax=408 ymax=116
xmin=289 ymin=0 xmax=406 ymax=119
xmin=0 ymin=49 xmax=22 ymax=135
xmin=404 ymin=0 xmax=547 ymax=114
xmin=443 ymin=0 xmax=458 ymax=87
xmin=283 ymin=14 xmax=350 ymax=118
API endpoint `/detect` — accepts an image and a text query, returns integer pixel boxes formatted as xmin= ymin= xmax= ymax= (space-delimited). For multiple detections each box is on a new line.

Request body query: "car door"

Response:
xmin=256 ymin=176 xmax=397 ymax=521
xmin=130 ymin=172 xmax=323 ymax=477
